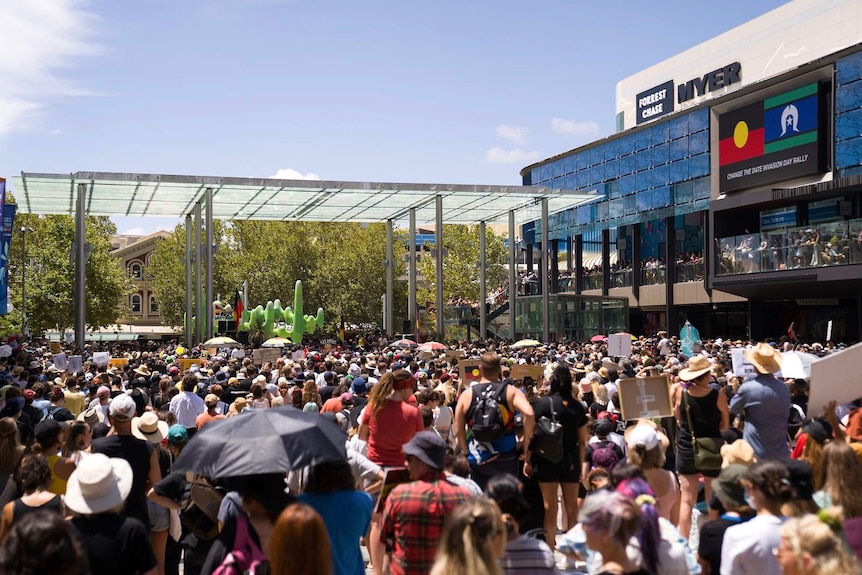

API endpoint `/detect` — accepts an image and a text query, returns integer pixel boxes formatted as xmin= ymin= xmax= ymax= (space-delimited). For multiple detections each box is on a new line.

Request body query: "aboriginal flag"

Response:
xmin=233 ymin=290 xmax=244 ymax=324
xmin=719 ymin=101 xmax=764 ymax=167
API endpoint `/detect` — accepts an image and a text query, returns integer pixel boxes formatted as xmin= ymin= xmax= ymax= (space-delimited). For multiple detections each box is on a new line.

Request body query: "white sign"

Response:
xmin=52 ymin=353 xmax=68 ymax=372
xmin=67 ymin=355 xmax=83 ymax=374
xmin=826 ymin=320 xmax=833 ymax=342
xmin=92 ymin=352 xmax=110 ymax=367
xmin=809 ymin=342 xmax=862 ymax=417
xmin=291 ymin=350 xmax=306 ymax=361
xmin=730 ymin=348 xmax=758 ymax=381
xmin=608 ymin=334 xmax=632 ymax=358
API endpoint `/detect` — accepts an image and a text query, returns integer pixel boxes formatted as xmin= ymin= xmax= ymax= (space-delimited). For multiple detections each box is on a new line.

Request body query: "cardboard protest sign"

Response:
xmin=809 ymin=342 xmax=862 ymax=417
xmin=460 ymin=360 xmax=482 ymax=383
xmin=53 ymin=353 xmax=68 ymax=372
xmin=67 ymin=355 xmax=83 ymax=374
xmin=607 ymin=333 xmax=633 ymax=358
xmin=92 ymin=352 xmax=110 ymax=367
xmin=253 ymin=348 xmax=281 ymax=366
xmin=617 ymin=375 xmax=673 ymax=420
xmin=418 ymin=351 xmax=434 ymax=361
xmin=50 ymin=343 xmax=62 ymax=354
xmin=730 ymin=348 xmax=758 ymax=381
xmin=444 ymin=350 xmax=465 ymax=363
xmin=109 ymin=358 xmax=129 ymax=369
xmin=178 ymin=358 xmax=207 ymax=372
xmin=511 ymin=364 xmax=544 ymax=384
xmin=374 ymin=467 xmax=411 ymax=513
xmin=291 ymin=350 xmax=306 ymax=361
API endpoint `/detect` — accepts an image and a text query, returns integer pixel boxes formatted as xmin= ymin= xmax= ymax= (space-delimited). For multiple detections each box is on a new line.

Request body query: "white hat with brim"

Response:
xmin=65 ymin=453 xmax=133 ymax=515
xmin=131 ymin=412 xmax=169 ymax=443
xmin=742 ymin=342 xmax=783 ymax=374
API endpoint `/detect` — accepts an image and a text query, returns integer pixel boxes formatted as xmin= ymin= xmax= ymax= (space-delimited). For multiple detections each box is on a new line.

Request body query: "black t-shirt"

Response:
xmin=319 ymin=385 xmax=338 ymax=403
xmin=46 ymin=405 xmax=75 ymax=422
xmin=90 ymin=435 xmax=154 ymax=528
xmin=698 ymin=515 xmax=753 ymax=575
xmin=533 ymin=394 xmax=588 ymax=464
xmin=71 ymin=513 xmax=157 ymax=575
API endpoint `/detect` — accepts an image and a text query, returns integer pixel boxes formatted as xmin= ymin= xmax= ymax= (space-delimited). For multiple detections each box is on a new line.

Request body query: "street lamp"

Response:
xmin=20 ymin=226 xmax=34 ymax=339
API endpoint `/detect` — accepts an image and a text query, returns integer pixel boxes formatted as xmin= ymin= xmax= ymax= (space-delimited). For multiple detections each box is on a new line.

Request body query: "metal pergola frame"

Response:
xmin=13 ymin=171 xmax=601 ymax=346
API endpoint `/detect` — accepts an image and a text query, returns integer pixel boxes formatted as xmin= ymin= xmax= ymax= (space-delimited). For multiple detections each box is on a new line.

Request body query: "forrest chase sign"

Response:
xmin=635 ymin=62 xmax=742 ymax=125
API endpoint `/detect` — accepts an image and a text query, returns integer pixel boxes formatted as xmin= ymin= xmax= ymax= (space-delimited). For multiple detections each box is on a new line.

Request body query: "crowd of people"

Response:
xmin=0 ymin=331 xmax=860 ymax=575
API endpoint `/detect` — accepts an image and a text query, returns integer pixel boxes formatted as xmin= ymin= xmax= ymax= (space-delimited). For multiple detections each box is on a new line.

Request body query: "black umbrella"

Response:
xmin=172 ymin=406 xmax=347 ymax=478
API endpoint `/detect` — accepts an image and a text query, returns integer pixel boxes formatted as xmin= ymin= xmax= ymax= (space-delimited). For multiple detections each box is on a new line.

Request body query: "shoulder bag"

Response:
xmin=683 ymin=390 xmax=723 ymax=471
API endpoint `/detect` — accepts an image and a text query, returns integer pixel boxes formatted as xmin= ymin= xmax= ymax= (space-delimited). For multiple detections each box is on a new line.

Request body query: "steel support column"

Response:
xmin=435 ymin=196 xmax=444 ymax=341
xmin=602 ymin=229 xmax=610 ymax=297
xmin=386 ymin=219 xmax=394 ymax=336
xmin=665 ymin=216 xmax=678 ymax=334
xmin=194 ymin=202 xmax=202 ymax=344
xmin=408 ymin=209 xmax=417 ymax=338
xmin=508 ymin=211 xmax=517 ymax=341
xmin=479 ymin=221 xmax=487 ymax=340
xmin=74 ymin=183 xmax=87 ymax=349
xmin=185 ymin=215 xmax=193 ymax=347
xmin=541 ymin=199 xmax=550 ymax=342
xmin=575 ymin=235 xmax=584 ymax=294
xmin=632 ymin=224 xmax=642 ymax=302
xmin=205 ymin=188 xmax=214 ymax=341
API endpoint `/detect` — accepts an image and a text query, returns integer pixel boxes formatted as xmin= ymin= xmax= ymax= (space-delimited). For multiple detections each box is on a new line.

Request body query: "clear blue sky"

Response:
xmin=1 ymin=0 xmax=787 ymax=235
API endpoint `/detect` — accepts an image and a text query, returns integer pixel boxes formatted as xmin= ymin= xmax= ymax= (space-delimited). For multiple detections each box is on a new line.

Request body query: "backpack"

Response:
xmin=468 ymin=382 xmax=508 ymax=443
xmin=212 ymin=514 xmax=266 ymax=575
xmin=590 ymin=440 xmax=621 ymax=471
xmin=180 ymin=476 xmax=225 ymax=541
xmin=44 ymin=406 xmax=63 ymax=421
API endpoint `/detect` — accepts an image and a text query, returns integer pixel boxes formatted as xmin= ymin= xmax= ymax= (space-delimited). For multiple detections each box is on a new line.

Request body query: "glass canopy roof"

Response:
xmin=13 ymin=172 xmax=600 ymax=225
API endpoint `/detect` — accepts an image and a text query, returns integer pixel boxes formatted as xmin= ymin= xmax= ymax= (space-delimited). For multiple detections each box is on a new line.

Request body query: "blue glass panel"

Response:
xmin=669 ymin=115 xmax=689 ymax=140
xmin=836 ymin=81 xmax=862 ymax=113
xmin=576 ymin=152 xmax=589 ymax=171
xmin=620 ymin=174 xmax=636 ymax=196
xmin=635 ymin=129 xmax=650 ymax=151
xmin=636 ymin=189 xmax=656 ymax=211
xmin=593 ymin=162 xmax=606 ymax=183
xmin=608 ymin=139 xmax=621 ymax=160
xmin=577 ymin=206 xmax=591 ymax=226
xmin=563 ymin=174 xmax=576 ymax=189
xmin=655 ymin=186 xmax=672 ymax=207
xmin=838 ymin=165 xmax=862 ymax=178
xmin=692 ymin=176 xmax=711 ymax=199
xmin=689 ymin=130 xmax=709 ymax=155
xmin=654 ymin=164 xmax=670 ymax=186
xmin=653 ymin=120 xmax=670 ymax=144
xmin=836 ymin=136 xmax=862 ymax=168
xmin=586 ymin=166 xmax=601 ymax=186
xmin=670 ymin=138 xmax=688 ymax=161
xmin=550 ymin=160 xmax=563 ymax=178
xmin=591 ymin=145 xmax=605 ymax=167
xmin=606 ymin=179 xmax=620 ymax=199
xmin=690 ymin=153 xmax=710 ymax=178
xmin=574 ymin=170 xmax=588 ymax=188
xmin=674 ymin=180 xmax=694 ymax=204
xmin=836 ymin=50 xmax=862 ymax=85
xmin=620 ymin=134 xmax=636 ymax=156
xmin=836 ymin=107 xmax=862 ymax=142
xmin=562 ymin=156 xmax=575 ymax=174
xmin=596 ymin=202 xmax=609 ymax=221
xmin=653 ymin=142 xmax=669 ymax=165
xmin=636 ymin=150 xmax=652 ymax=172
xmin=668 ymin=159 xmax=688 ymax=184
xmin=605 ymin=158 xmax=619 ymax=181
xmin=689 ymin=108 xmax=709 ymax=132
xmin=610 ymin=198 xmax=625 ymax=218
xmin=530 ymin=168 xmax=541 ymax=184
xmin=623 ymin=194 xmax=637 ymax=213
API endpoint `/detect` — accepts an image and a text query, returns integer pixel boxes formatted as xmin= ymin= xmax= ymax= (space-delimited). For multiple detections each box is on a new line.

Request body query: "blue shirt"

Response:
xmin=729 ymin=373 xmax=791 ymax=460
xmin=299 ymin=490 xmax=373 ymax=575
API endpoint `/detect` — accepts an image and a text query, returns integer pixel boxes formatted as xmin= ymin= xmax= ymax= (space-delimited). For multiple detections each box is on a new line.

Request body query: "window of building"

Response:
xmin=150 ymin=296 xmax=159 ymax=313
xmin=131 ymin=294 xmax=141 ymax=313
xmin=130 ymin=262 xmax=143 ymax=279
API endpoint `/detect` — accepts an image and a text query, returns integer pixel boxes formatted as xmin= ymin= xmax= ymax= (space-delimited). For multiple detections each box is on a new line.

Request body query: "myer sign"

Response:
xmin=635 ymin=62 xmax=742 ymax=126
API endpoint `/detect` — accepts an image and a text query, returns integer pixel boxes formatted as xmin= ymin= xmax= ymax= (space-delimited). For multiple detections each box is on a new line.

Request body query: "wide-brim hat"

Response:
xmin=743 ymin=342 xmax=782 ymax=374
xmin=133 ymin=365 xmax=151 ymax=377
xmin=720 ymin=439 xmax=755 ymax=468
xmin=713 ymin=463 xmax=748 ymax=509
xmin=403 ymin=430 xmax=447 ymax=470
xmin=131 ymin=412 xmax=169 ymax=443
xmin=77 ymin=407 xmax=106 ymax=426
xmin=624 ymin=419 xmax=670 ymax=451
xmin=678 ymin=355 xmax=712 ymax=382
xmin=65 ymin=453 xmax=133 ymax=515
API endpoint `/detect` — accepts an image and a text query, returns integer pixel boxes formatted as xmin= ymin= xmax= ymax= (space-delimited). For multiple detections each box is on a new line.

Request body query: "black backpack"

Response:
xmin=468 ymin=382 xmax=508 ymax=443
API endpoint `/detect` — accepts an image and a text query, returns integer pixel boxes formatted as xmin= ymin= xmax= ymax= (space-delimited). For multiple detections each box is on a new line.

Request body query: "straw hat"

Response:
xmin=131 ymin=412 xmax=169 ymax=443
xmin=678 ymin=355 xmax=712 ymax=382
xmin=720 ymin=439 xmax=755 ymax=468
xmin=742 ymin=343 xmax=782 ymax=374
xmin=77 ymin=407 xmax=106 ymax=426
xmin=65 ymin=453 xmax=133 ymax=515
xmin=133 ymin=364 xmax=152 ymax=377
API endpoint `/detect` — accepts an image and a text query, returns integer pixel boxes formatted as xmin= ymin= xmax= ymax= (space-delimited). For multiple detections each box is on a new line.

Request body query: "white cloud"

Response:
xmin=0 ymin=0 xmax=100 ymax=137
xmin=550 ymin=117 xmax=600 ymax=137
xmin=496 ymin=124 xmax=529 ymax=144
xmin=121 ymin=228 xmax=145 ymax=236
xmin=270 ymin=168 xmax=321 ymax=180
xmin=486 ymin=147 xmax=542 ymax=164
xmin=48 ymin=128 xmax=63 ymax=136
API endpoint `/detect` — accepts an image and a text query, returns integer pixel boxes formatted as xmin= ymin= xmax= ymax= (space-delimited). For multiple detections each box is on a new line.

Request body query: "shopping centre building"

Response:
xmin=519 ymin=0 xmax=862 ymax=342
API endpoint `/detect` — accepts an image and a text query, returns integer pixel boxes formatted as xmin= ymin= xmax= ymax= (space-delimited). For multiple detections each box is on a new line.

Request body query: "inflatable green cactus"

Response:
xmin=238 ymin=280 xmax=324 ymax=345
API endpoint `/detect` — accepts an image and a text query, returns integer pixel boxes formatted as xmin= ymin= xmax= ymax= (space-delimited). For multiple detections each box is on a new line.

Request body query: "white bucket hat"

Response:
xmin=65 ymin=453 xmax=133 ymax=515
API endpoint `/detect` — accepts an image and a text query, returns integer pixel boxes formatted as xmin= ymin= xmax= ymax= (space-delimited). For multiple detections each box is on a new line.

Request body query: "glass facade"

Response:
xmin=835 ymin=51 xmax=862 ymax=179
xmin=527 ymin=108 xmax=711 ymax=240
xmin=515 ymin=295 xmax=628 ymax=341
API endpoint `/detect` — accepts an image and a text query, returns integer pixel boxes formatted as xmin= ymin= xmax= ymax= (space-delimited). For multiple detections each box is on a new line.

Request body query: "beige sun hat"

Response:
xmin=64 ymin=453 xmax=133 ymax=515
xmin=742 ymin=342 xmax=783 ymax=374
xmin=131 ymin=411 xmax=169 ymax=443
xmin=678 ymin=355 xmax=712 ymax=382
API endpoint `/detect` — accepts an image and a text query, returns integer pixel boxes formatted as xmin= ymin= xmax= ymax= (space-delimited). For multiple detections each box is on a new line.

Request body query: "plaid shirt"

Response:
xmin=381 ymin=473 xmax=471 ymax=575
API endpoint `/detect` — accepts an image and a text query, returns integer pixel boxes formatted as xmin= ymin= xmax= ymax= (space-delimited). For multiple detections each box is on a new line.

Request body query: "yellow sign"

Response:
xmin=178 ymin=358 xmax=207 ymax=372
xmin=109 ymin=358 xmax=129 ymax=369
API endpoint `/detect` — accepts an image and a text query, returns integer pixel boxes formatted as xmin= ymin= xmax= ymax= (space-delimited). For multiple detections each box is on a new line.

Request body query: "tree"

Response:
xmin=7 ymin=212 xmax=131 ymax=335
xmin=416 ymin=224 xmax=508 ymax=309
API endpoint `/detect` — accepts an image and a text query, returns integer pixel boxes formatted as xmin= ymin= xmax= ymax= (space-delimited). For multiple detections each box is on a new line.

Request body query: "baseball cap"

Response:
xmin=204 ymin=394 xmax=219 ymax=407
xmin=109 ymin=394 xmax=137 ymax=421
xmin=167 ymin=424 xmax=189 ymax=444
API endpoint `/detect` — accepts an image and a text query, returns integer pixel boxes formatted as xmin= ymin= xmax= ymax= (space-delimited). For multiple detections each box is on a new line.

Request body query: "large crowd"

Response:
xmin=0 ymin=332 xmax=861 ymax=575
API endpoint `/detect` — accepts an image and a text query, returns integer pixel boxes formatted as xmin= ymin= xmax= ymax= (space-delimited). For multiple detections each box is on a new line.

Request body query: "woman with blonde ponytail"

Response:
xmin=430 ymin=498 xmax=507 ymax=575
xmin=358 ymin=369 xmax=424 ymax=575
